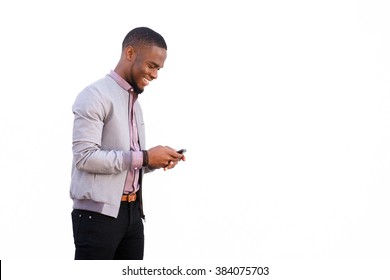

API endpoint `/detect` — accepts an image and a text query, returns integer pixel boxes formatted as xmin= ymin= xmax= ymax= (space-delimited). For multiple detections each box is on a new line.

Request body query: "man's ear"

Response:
xmin=125 ymin=45 xmax=135 ymax=61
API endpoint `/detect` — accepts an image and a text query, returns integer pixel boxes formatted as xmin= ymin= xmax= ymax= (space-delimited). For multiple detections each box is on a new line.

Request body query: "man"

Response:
xmin=70 ymin=27 xmax=185 ymax=260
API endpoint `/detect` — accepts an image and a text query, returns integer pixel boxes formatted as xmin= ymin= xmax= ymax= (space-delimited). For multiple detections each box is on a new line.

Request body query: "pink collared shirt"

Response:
xmin=108 ymin=70 xmax=143 ymax=194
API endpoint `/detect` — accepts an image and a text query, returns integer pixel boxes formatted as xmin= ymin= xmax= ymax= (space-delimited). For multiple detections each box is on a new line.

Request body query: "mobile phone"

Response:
xmin=177 ymin=149 xmax=187 ymax=154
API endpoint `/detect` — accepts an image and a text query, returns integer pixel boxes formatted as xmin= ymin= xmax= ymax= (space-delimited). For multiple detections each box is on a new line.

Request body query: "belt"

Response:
xmin=121 ymin=193 xmax=137 ymax=202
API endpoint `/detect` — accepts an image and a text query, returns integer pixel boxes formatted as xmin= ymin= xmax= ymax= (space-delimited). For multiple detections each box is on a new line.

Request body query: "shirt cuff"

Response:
xmin=131 ymin=151 xmax=143 ymax=170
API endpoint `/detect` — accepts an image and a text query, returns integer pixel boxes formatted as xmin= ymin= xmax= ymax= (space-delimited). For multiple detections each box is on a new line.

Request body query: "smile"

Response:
xmin=143 ymin=77 xmax=150 ymax=86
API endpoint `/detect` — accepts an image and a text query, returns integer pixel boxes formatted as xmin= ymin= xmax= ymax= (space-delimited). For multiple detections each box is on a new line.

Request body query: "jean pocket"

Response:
xmin=71 ymin=209 xmax=83 ymax=240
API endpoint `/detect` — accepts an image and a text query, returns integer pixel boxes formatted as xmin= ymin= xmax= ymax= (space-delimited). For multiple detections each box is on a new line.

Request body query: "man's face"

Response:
xmin=126 ymin=45 xmax=167 ymax=94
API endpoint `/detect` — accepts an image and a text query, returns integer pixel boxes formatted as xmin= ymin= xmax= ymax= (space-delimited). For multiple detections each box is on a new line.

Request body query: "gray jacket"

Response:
xmin=70 ymin=75 xmax=148 ymax=218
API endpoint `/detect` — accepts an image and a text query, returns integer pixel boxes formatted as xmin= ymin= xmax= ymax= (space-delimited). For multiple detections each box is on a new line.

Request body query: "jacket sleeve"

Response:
xmin=72 ymin=88 xmax=131 ymax=174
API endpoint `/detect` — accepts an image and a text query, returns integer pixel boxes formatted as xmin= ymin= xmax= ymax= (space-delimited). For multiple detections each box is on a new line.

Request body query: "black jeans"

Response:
xmin=71 ymin=200 xmax=144 ymax=260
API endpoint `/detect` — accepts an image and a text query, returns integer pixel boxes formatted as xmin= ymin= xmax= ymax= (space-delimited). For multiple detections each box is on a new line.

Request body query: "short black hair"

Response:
xmin=122 ymin=27 xmax=167 ymax=51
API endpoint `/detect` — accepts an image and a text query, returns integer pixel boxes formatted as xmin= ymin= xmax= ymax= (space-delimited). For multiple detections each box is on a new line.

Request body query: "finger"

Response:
xmin=165 ymin=146 xmax=177 ymax=154
xmin=165 ymin=147 xmax=182 ymax=159
xmin=164 ymin=160 xmax=174 ymax=171
xmin=165 ymin=160 xmax=181 ymax=171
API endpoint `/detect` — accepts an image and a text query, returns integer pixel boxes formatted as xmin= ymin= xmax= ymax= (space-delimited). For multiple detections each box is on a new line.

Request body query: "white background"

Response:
xmin=1 ymin=0 xmax=390 ymax=278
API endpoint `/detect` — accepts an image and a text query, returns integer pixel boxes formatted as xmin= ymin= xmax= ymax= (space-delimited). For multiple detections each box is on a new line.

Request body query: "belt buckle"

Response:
xmin=123 ymin=193 xmax=136 ymax=202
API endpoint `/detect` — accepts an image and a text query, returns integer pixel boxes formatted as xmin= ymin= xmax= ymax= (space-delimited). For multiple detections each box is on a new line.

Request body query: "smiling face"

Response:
xmin=124 ymin=44 xmax=167 ymax=94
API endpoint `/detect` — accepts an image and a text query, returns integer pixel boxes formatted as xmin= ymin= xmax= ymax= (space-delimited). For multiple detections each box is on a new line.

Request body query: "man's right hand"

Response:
xmin=147 ymin=145 xmax=184 ymax=170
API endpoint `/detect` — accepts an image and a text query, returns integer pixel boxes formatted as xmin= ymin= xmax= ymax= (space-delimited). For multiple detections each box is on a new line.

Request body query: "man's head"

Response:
xmin=116 ymin=27 xmax=168 ymax=94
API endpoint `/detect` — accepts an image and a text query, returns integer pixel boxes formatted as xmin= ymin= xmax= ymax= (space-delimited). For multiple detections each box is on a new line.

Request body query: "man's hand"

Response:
xmin=147 ymin=145 xmax=185 ymax=171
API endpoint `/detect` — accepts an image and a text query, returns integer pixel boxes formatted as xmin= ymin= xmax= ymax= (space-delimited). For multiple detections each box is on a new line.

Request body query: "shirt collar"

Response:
xmin=108 ymin=70 xmax=135 ymax=94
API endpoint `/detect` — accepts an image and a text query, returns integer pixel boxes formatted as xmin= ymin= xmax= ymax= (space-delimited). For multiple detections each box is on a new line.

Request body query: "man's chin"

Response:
xmin=133 ymin=86 xmax=144 ymax=94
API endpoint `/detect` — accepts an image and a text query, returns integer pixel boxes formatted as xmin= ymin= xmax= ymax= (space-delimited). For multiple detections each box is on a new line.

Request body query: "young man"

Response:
xmin=70 ymin=27 xmax=185 ymax=260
